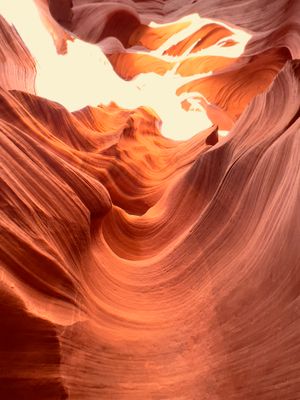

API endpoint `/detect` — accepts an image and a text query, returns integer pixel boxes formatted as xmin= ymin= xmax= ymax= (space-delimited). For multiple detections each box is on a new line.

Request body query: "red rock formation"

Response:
xmin=34 ymin=0 xmax=74 ymax=54
xmin=0 ymin=0 xmax=300 ymax=399
xmin=0 ymin=16 xmax=36 ymax=92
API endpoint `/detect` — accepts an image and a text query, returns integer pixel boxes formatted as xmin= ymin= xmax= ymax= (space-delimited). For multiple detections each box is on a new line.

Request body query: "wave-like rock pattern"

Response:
xmin=1 ymin=0 xmax=300 ymax=399
xmin=0 ymin=16 xmax=36 ymax=92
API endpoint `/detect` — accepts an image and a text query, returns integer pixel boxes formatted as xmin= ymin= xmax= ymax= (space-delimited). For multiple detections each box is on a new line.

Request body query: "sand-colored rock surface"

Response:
xmin=0 ymin=0 xmax=300 ymax=399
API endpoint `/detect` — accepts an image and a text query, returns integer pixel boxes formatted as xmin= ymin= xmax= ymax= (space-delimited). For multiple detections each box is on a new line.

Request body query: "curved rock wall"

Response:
xmin=0 ymin=0 xmax=300 ymax=398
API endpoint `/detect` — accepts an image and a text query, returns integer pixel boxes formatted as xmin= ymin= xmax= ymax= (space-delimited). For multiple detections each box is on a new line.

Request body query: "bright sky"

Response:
xmin=0 ymin=0 xmax=251 ymax=140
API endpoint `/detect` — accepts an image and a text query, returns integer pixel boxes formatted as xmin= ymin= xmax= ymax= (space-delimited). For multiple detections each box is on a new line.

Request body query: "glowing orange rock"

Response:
xmin=0 ymin=1 xmax=300 ymax=399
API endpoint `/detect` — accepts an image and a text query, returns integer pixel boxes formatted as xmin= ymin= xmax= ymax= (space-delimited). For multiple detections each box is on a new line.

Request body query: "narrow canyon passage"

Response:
xmin=0 ymin=0 xmax=300 ymax=399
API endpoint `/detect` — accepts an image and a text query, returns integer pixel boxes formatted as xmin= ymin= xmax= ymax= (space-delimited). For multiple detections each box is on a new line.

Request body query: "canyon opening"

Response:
xmin=0 ymin=0 xmax=299 ymax=399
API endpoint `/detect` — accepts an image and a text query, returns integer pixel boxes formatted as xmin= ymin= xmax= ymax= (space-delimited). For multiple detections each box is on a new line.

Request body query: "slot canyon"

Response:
xmin=0 ymin=0 xmax=300 ymax=399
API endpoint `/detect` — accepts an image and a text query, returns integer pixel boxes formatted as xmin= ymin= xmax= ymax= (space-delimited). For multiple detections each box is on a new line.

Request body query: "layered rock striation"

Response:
xmin=0 ymin=0 xmax=300 ymax=399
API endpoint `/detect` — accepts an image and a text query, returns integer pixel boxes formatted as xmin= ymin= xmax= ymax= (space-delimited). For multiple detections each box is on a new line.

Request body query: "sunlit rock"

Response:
xmin=0 ymin=0 xmax=300 ymax=399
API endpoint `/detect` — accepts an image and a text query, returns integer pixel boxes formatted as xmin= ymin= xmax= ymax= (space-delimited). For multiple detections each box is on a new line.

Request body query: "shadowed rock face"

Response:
xmin=1 ymin=0 xmax=300 ymax=399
